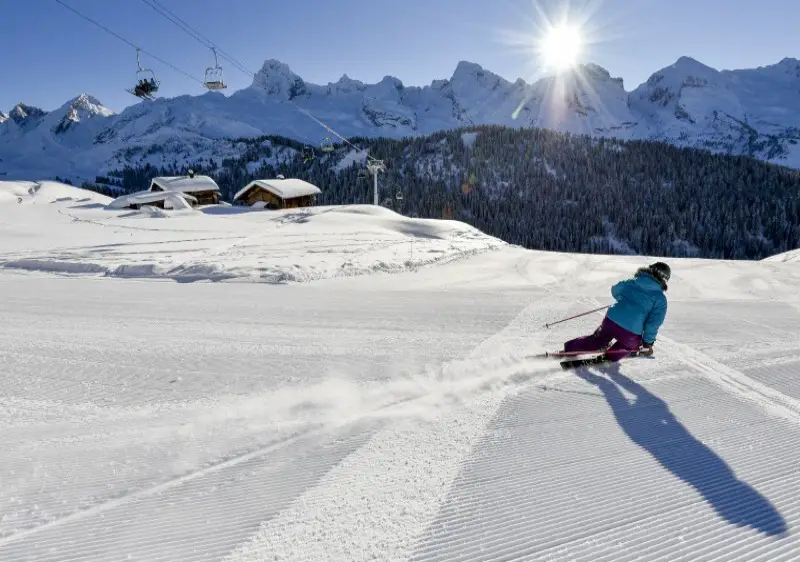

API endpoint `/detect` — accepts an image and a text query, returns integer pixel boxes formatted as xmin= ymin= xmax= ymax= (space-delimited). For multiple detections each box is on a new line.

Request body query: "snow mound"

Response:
xmin=0 ymin=197 xmax=505 ymax=284
xmin=118 ymin=206 xmax=173 ymax=219
xmin=0 ymin=181 xmax=39 ymax=202
xmin=763 ymin=248 xmax=800 ymax=263
xmin=0 ymin=181 xmax=112 ymax=205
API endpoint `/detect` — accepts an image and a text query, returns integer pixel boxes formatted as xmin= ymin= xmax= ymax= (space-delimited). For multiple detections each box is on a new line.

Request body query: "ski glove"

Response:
xmin=639 ymin=343 xmax=654 ymax=357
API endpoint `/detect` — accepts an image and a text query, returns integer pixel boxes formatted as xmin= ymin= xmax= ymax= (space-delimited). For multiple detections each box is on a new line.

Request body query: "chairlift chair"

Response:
xmin=395 ymin=190 xmax=403 ymax=201
xmin=203 ymin=48 xmax=227 ymax=90
xmin=302 ymin=146 xmax=315 ymax=163
xmin=128 ymin=49 xmax=160 ymax=100
xmin=320 ymin=137 xmax=335 ymax=152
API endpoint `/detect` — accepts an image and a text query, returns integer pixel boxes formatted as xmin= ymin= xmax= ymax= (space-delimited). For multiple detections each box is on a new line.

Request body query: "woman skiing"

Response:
xmin=563 ymin=262 xmax=670 ymax=362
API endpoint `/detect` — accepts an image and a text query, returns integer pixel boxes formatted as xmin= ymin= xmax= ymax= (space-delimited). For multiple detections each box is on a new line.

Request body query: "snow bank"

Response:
xmin=108 ymin=190 xmax=197 ymax=210
xmin=0 ymin=195 xmax=505 ymax=284
xmin=763 ymin=248 xmax=800 ymax=263
xmin=0 ymin=181 xmax=38 ymax=202
xmin=0 ymin=180 xmax=112 ymax=205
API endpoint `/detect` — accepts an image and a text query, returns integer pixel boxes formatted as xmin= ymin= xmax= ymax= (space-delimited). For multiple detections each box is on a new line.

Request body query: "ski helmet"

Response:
xmin=649 ymin=262 xmax=671 ymax=283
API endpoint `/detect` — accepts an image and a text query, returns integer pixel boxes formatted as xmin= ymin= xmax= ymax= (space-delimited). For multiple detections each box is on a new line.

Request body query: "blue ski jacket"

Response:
xmin=606 ymin=271 xmax=668 ymax=345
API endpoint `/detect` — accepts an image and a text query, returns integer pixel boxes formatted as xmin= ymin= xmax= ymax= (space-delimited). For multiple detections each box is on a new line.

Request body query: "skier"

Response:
xmin=562 ymin=262 xmax=670 ymax=363
xmin=133 ymin=79 xmax=147 ymax=98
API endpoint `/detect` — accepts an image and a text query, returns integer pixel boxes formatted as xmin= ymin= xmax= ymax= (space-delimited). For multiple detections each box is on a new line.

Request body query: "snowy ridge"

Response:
xmin=3 ymin=56 xmax=800 ymax=181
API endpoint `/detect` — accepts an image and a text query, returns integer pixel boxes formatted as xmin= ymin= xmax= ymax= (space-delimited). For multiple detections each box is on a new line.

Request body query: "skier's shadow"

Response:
xmin=576 ymin=364 xmax=788 ymax=537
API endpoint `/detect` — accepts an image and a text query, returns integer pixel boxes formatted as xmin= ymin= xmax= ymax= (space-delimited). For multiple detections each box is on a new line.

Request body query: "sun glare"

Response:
xmin=500 ymin=1 xmax=609 ymax=121
xmin=539 ymin=25 xmax=583 ymax=71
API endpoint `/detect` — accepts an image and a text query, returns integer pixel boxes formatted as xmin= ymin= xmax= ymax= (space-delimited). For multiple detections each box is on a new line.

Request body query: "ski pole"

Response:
xmin=545 ymin=305 xmax=610 ymax=328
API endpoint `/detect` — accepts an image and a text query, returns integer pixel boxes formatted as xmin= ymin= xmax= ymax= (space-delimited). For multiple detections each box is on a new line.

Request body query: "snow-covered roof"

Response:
xmin=234 ymin=178 xmax=322 ymax=201
xmin=150 ymin=175 xmax=220 ymax=194
xmin=108 ymin=190 xmax=197 ymax=209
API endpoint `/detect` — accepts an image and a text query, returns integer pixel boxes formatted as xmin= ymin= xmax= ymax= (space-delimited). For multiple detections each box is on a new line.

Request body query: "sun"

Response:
xmin=539 ymin=25 xmax=583 ymax=71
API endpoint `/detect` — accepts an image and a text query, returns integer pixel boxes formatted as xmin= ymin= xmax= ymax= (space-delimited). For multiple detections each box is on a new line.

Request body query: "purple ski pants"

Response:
xmin=563 ymin=316 xmax=642 ymax=362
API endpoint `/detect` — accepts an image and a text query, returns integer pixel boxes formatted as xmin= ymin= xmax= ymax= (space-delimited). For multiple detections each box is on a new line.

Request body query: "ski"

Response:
xmin=529 ymin=349 xmax=607 ymax=359
xmin=125 ymin=89 xmax=156 ymax=101
xmin=559 ymin=350 xmax=646 ymax=370
xmin=560 ymin=355 xmax=611 ymax=370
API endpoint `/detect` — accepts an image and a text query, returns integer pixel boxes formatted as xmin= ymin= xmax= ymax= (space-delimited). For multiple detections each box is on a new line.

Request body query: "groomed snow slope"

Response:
xmin=2 ymin=182 xmax=800 ymax=561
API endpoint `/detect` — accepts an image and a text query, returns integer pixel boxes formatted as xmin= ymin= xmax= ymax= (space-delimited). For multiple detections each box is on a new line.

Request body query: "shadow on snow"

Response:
xmin=577 ymin=364 xmax=788 ymax=537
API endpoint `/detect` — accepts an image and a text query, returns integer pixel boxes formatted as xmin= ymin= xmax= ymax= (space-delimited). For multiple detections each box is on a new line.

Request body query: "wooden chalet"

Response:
xmin=233 ymin=177 xmax=321 ymax=209
xmin=149 ymin=172 xmax=221 ymax=206
xmin=108 ymin=171 xmax=221 ymax=210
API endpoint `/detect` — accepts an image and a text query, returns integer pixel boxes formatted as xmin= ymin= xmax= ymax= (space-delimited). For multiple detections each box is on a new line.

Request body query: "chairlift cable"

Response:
xmin=75 ymin=0 xmax=381 ymax=166
xmin=143 ymin=0 xmax=252 ymax=75
xmin=138 ymin=0 xmax=234 ymax=90
xmin=136 ymin=0 xmax=377 ymax=160
xmin=54 ymin=0 xmax=205 ymax=85
xmin=139 ymin=0 xmax=214 ymax=50
xmin=140 ymin=0 xmax=375 ymax=158
xmin=292 ymin=102 xmax=381 ymax=169
xmin=292 ymin=105 xmax=380 ymax=164
xmin=57 ymin=0 xmax=379 ymax=162
xmin=322 ymin=96 xmax=384 ymax=164
xmin=138 ymin=0 xmax=253 ymax=77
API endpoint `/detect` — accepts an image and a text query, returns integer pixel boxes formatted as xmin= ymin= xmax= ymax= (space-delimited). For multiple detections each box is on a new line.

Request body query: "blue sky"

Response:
xmin=3 ymin=0 xmax=797 ymax=113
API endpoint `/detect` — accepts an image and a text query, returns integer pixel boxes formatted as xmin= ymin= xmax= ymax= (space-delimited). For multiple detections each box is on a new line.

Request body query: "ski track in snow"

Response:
xmin=223 ymin=297 xmax=567 ymax=562
xmin=408 ymin=356 xmax=800 ymax=561
xmin=660 ymin=337 xmax=800 ymax=426
xmin=5 ymin=270 xmax=800 ymax=561
xmin=2 ymin=182 xmax=800 ymax=561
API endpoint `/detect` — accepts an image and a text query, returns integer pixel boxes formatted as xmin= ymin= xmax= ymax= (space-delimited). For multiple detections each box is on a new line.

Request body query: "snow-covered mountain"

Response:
xmin=0 ymin=95 xmax=117 ymax=178
xmin=3 ymin=56 xmax=800 ymax=180
xmin=629 ymin=57 xmax=800 ymax=160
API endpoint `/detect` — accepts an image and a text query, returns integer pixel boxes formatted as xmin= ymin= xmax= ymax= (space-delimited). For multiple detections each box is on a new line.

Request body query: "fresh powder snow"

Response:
xmin=0 ymin=181 xmax=503 ymax=283
xmin=1 ymin=180 xmax=800 ymax=561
